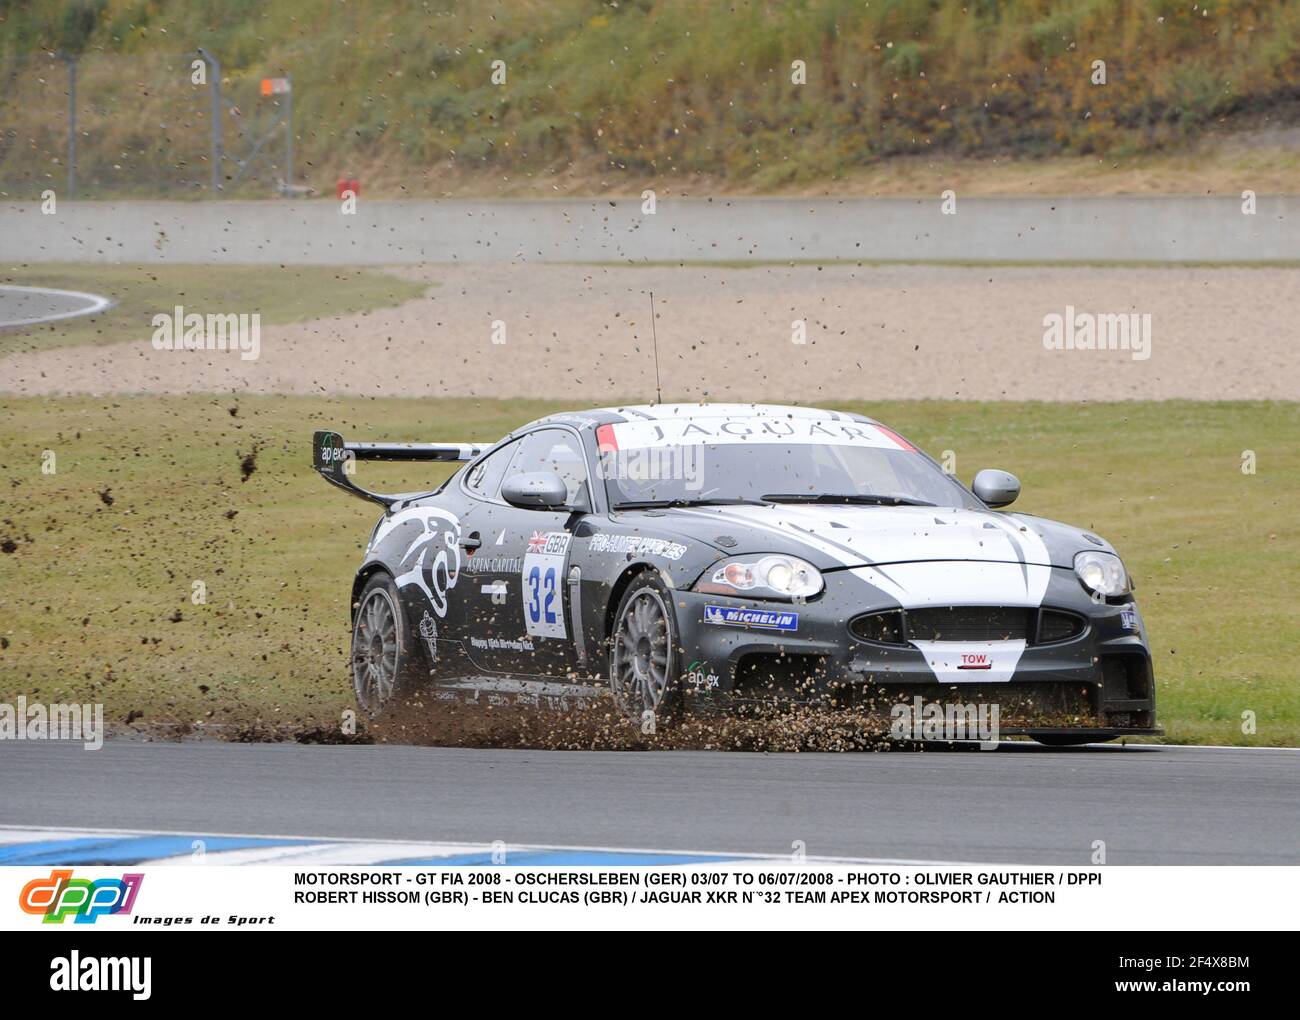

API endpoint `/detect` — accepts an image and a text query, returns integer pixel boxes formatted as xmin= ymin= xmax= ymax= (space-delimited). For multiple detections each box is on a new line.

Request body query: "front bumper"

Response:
xmin=671 ymin=566 xmax=1160 ymax=734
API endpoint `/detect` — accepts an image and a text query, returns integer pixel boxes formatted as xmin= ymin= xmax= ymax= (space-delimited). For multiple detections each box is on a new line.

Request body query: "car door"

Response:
xmin=433 ymin=437 xmax=523 ymax=662
xmin=462 ymin=427 xmax=593 ymax=678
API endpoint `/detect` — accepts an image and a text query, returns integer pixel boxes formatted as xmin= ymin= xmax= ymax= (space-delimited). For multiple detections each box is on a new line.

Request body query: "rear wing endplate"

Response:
xmin=312 ymin=430 xmax=484 ymax=507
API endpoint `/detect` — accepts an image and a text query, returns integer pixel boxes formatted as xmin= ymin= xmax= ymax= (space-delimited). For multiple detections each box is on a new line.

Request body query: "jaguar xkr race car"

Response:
xmin=314 ymin=404 xmax=1160 ymax=745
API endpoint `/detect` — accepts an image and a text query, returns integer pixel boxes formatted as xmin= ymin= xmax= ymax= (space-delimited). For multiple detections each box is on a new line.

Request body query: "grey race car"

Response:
xmin=314 ymin=403 xmax=1160 ymax=745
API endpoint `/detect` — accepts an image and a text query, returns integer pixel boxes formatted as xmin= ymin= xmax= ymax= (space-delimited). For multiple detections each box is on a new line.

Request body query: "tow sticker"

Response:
xmin=910 ymin=640 xmax=1027 ymax=683
xmin=523 ymin=531 xmax=571 ymax=639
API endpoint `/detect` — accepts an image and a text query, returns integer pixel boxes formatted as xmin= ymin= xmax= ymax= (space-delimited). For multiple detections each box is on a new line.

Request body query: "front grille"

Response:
xmin=906 ymin=606 xmax=1033 ymax=642
xmin=848 ymin=609 xmax=906 ymax=645
xmin=850 ymin=606 xmax=1088 ymax=647
xmin=1038 ymin=609 xmax=1086 ymax=644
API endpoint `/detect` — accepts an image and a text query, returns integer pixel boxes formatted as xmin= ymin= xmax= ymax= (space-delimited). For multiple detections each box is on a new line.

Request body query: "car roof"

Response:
xmin=524 ymin=403 xmax=878 ymax=431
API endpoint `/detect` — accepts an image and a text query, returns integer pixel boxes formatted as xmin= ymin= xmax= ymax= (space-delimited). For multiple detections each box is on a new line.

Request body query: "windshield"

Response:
xmin=596 ymin=418 xmax=982 ymax=510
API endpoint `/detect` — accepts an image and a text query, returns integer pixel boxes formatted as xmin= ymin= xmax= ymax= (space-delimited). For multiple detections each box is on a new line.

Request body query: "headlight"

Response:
xmin=694 ymin=555 xmax=823 ymax=601
xmin=1073 ymin=550 xmax=1130 ymax=597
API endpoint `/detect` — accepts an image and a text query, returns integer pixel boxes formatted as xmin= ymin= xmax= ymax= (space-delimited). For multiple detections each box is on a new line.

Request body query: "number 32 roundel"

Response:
xmin=523 ymin=531 xmax=570 ymax=639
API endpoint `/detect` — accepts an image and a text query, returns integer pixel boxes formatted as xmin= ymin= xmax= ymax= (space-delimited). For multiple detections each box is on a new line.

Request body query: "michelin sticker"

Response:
xmin=703 ymin=605 xmax=799 ymax=631
xmin=523 ymin=531 xmax=571 ymax=639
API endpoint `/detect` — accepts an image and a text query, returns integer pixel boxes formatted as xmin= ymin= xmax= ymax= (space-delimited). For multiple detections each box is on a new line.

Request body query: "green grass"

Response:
xmin=0 ymin=265 xmax=429 ymax=356
xmin=0 ymin=395 xmax=1296 ymax=745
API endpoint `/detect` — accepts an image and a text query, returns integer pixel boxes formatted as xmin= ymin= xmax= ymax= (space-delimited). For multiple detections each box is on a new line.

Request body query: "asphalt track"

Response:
xmin=1 ymin=740 xmax=1295 ymax=864
xmin=0 ymin=284 xmax=110 ymax=327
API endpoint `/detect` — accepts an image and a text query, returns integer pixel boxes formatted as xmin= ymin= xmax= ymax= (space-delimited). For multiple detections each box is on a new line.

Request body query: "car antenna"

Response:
xmin=649 ymin=290 xmax=663 ymax=405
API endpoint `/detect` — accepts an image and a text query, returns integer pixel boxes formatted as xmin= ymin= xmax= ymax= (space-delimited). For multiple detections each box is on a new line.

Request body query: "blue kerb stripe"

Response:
xmin=383 ymin=850 xmax=739 ymax=867
xmin=0 ymin=836 xmax=742 ymax=867
xmin=0 ymin=835 xmax=317 ymax=865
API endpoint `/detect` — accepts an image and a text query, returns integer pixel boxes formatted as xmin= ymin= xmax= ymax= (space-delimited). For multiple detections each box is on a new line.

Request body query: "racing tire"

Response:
xmin=351 ymin=572 xmax=426 ymax=729
xmin=609 ymin=574 xmax=682 ymax=729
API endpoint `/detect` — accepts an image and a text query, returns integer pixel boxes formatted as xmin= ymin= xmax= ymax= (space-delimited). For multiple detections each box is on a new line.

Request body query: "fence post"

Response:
xmin=197 ymin=47 xmax=223 ymax=193
xmin=65 ymin=56 xmax=77 ymax=199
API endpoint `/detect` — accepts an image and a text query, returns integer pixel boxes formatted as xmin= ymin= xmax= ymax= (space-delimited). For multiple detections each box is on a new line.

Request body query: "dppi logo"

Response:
xmin=19 ymin=869 xmax=144 ymax=924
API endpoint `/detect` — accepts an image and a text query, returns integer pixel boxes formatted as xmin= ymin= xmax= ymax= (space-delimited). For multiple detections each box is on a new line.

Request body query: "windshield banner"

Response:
xmin=598 ymin=419 xmax=912 ymax=451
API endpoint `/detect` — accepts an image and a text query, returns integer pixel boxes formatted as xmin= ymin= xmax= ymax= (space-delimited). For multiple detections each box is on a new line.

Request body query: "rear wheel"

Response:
xmin=609 ymin=576 xmax=681 ymax=728
xmin=351 ymin=573 xmax=423 ymax=720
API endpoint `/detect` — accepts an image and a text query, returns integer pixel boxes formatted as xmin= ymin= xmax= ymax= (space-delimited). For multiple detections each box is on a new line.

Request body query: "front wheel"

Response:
xmin=609 ymin=575 xmax=681 ymax=728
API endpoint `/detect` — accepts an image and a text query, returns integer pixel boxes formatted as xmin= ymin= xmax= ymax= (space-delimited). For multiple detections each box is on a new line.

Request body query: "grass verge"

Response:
xmin=0 ymin=264 xmax=429 ymax=356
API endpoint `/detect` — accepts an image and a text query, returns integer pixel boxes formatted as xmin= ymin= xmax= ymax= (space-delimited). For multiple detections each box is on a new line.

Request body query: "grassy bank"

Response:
xmin=0 ymin=395 xmax=1295 ymax=745
xmin=2 ymin=1 xmax=1299 ymax=198
xmin=0 ymin=264 xmax=428 ymax=356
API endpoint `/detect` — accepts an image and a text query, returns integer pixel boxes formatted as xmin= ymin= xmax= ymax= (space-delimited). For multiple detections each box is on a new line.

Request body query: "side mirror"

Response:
xmin=501 ymin=471 xmax=569 ymax=510
xmin=973 ymin=469 xmax=1021 ymax=508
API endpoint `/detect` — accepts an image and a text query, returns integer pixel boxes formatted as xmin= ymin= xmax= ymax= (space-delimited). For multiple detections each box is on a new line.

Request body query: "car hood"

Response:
xmin=665 ymin=503 xmax=1111 ymax=571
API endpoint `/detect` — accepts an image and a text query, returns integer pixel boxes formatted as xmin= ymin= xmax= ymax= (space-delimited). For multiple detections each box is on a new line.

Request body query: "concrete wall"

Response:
xmin=1 ymin=196 xmax=1294 ymax=264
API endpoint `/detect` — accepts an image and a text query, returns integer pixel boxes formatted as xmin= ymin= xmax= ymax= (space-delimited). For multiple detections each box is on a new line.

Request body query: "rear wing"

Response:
xmin=312 ymin=430 xmax=485 ymax=507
